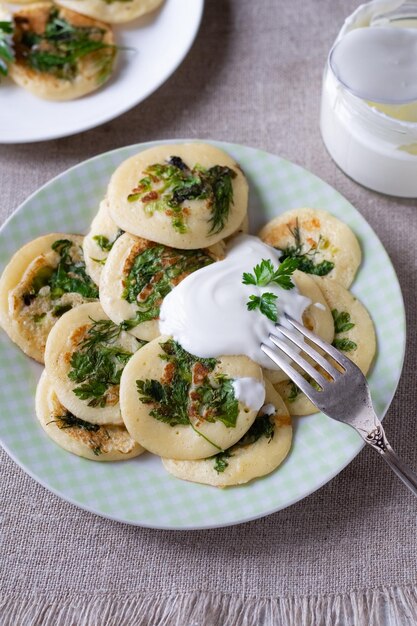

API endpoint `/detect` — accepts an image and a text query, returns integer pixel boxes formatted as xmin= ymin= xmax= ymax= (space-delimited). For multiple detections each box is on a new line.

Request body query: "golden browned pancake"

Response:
xmin=0 ymin=234 xmax=98 ymax=363
xmin=107 ymin=144 xmax=249 ymax=249
xmin=10 ymin=3 xmax=116 ymax=100
xmin=36 ymin=370 xmax=144 ymax=461
xmin=163 ymin=380 xmax=292 ymax=487
xmin=120 ymin=335 xmax=265 ymax=460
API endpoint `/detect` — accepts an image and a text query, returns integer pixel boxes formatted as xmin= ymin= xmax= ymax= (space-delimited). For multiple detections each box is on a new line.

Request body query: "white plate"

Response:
xmin=0 ymin=141 xmax=406 ymax=529
xmin=0 ymin=0 xmax=204 ymax=143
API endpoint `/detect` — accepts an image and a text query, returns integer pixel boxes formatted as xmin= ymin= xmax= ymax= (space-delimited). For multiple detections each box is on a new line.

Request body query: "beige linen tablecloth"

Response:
xmin=1 ymin=1 xmax=417 ymax=624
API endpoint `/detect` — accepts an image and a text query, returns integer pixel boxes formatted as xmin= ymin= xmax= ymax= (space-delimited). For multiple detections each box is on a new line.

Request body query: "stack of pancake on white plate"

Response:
xmin=0 ymin=142 xmax=376 ymax=487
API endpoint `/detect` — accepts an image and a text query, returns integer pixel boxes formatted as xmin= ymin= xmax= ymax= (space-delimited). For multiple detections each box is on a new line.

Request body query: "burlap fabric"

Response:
xmin=1 ymin=1 xmax=417 ymax=624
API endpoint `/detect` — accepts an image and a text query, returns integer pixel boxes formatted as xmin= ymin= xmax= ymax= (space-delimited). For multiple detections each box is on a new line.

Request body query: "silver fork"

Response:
xmin=261 ymin=313 xmax=417 ymax=497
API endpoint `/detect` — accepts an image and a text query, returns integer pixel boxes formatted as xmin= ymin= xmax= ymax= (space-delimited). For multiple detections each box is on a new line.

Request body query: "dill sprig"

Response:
xmin=68 ymin=318 xmax=138 ymax=407
xmin=16 ymin=8 xmax=116 ymax=81
xmin=277 ymin=218 xmax=334 ymax=276
xmin=0 ymin=21 xmax=14 ymax=79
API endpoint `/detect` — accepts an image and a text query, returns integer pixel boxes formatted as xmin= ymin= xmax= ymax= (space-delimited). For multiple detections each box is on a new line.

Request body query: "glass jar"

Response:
xmin=320 ymin=0 xmax=417 ymax=197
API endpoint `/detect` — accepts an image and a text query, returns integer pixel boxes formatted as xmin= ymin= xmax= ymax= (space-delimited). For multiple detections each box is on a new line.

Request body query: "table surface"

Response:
xmin=1 ymin=1 xmax=417 ymax=625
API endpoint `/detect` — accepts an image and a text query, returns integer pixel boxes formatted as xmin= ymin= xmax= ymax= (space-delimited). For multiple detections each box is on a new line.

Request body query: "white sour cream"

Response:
xmin=330 ymin=27 xmax=417 ymax=104
xmin=260 ymin=403 xmax=276 ymax=416
xmin=232 ymin=378 xmax=266 ymax=412
xmin=321 ymin=0 xmax=417 ymax=197
xmin=159 ymin=234 xmax=311 ymax=371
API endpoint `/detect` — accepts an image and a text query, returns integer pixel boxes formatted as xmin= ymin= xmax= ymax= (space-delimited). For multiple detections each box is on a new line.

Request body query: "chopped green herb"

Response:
xmin=0 ymin=20 xmax=14 ymax=79
xmin=15 ymin=8 xmax=116 ymax=82
xmin=52 ymin=303 xmax=72 ymax=317
xmin=211 ymin=411 xmax=275 ymax=473
xmin=238 ymin=412 xmax=275 ymax=446
xmin=332 ymin=338 xmax=357 ymax=352
xmin=93 ymin=229 xmax=123 ymax=253
xmin=68 ymin=318 xmax=138 ymax=407
xmin=331 ymin=309 xmax=357 ymax=352
xmin=33 ymin=313 xmax=46 ymax=323
xmin=22 ymin=239 xmax=98 ymax=308
xmin=136 ymin=340 xmax=238 ymax=444
xmin=127 ymin=157 xmax=236 ymax=235
xmin=246 ymin=292 xmax=278 ymax=322
xmin=121 ymin=244 xmax=213 ymax=329
xmin=287 ymin=381 xmax=300 ymax=402
xmin=331 ymin=309 xmax=355 ymax=334
xmin=213 ymin=450 xmax=231 ymax=473
xmin=49 ymin=239 xmax=98 ymax=299
xmin=277 ymin=219 xmax=335 ymax=276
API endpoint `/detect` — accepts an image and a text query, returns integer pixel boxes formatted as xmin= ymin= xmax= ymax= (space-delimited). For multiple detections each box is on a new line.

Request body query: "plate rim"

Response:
xmin=0 ymin=139 xmax=407 ymax=529
xmin=0 ymin=0 xmax=204 ymax=144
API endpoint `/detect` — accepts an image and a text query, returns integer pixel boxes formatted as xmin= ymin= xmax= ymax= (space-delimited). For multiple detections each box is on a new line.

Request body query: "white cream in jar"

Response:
xmin=320 ymin=0 xmax=417 ymax=197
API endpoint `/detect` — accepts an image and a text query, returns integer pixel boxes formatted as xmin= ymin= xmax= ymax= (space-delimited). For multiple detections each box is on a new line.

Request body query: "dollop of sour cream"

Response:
xmin=159 ymin=234 xmax=311 ymax=371
xmin=232 ymin=378 xmax=266 ymax=412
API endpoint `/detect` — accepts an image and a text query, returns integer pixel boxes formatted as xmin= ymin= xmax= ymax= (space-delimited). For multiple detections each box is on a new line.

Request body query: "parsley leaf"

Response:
xmin=246 ymin=292 xmax=278 ymax=322
xmin=243 ymin=258 xmax=299 ymax=288
xmin=243 ymin=257 xmax=298 ymax=322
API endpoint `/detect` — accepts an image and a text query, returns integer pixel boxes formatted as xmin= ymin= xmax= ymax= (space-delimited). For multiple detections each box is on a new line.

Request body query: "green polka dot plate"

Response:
xmin=0 ymin=141 xmax=406 ymax=529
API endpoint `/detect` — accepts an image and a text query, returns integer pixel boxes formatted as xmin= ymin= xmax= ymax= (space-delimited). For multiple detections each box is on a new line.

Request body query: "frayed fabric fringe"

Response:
xmin=1 ymin=587 xmax=417 ymax=626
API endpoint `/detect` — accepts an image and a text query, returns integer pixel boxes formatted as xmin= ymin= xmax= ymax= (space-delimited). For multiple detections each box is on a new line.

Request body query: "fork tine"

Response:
xmin=284 ymin=313 xmax=355 ymax=370
xmin=269 ymin=333 xmax=329 ymax=389
xmin=276 ymin=324 xmax=342 ymax=380
xmin=261 ymin=344 xmax=321 ymax=404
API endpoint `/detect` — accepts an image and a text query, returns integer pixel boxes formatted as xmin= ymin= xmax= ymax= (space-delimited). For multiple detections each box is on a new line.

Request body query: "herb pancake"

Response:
xmin=264 ymin=269 xmax=334 ymax=384
xmin=259 ymin=208 xmax=361 ymax=288
xmin=120 ymin=336 xmax=265 ymax=460
xmin=56 ymin=0 xmax=163 ymax=24
xmin=312 ymin=276 xmax=376 ymax=375
xmin=36 ymin=370 xmax=144 ymax=461
xmin=106 ymin=143 xmax=249 ymax=249
xmin=163 ymin=379 xmax=292 ymax=487
xmin=83 ymin=198 xmax=124 ymax=286
xmin=0 ymin=234 xmax=98 ymax=363
xmin=100 ymin=232 xmax=224 ymax=341
xmin=9 ymin=3 xmax=116 ymax=100
xmin=45 ymin=302 xmax=142 ymax=424
xmin=275 ymin=276 xmax=376 ymax=416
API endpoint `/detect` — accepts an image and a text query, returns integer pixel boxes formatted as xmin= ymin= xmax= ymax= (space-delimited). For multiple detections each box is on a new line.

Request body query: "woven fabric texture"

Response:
xmin=1 ymin=0 xmax=417 ymax=624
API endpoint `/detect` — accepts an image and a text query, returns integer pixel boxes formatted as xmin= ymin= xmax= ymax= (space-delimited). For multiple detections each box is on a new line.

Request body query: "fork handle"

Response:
xmin=364 ymin=424 xmax=417 ymax=497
